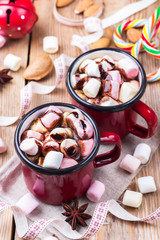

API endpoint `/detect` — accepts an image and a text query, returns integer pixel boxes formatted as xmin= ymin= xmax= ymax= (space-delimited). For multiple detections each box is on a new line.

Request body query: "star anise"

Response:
xmin=62 ymin=199 xmax=92 ymax=230
xmin=0 ymin=69 xmax=13 ymax=85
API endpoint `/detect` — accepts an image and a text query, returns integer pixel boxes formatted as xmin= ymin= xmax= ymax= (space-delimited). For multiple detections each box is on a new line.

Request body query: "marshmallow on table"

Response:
xmin=60 ymin=158 xmax=78 ymax=169
xmin=119 ymin=82 xmax=138 ymax=103
xmin=0 ymin=36 xmax=7 ymax=48
xmin=122 ymin=190 xmax=143 ymax=208
xmin=86 ymin=180 xmax=105 ymax=202
xmin=16 ymin=193 xmax=39 ymax=215
xmin=43 ymin=151 xmax=63 ymax=169
xmin=42 ymin=236 xmax=58 ymax=240
xmin=119 ymin=154 xmax=141 ymax=173
xmin=83 ymin=78 xmax=101 ymax=98
xmin=3 ymin=53 xmax=22 ymax=71
xmin=43 ymin=36 xmax=58 ymax=54
xmin=138 ymin=176 xmax=156 ymax=194
xmin=0 ymin=138 xmax=7 ymax=153
xmin=20 ymin=138 xmax=42 ymax=156
xmin=118 ymin=58 xmax=139 ymax=79
xmin=133 ymin=143 xmax=151 ymax=164
xmin=78 ymin=138 xmax=94 ymax=157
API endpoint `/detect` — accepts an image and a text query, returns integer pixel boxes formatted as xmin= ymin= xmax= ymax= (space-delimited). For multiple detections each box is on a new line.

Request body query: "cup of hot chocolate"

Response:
xmin=66 ymin=48 xmax=158 ymax=138
xmin=14 ymin=103 xmax=121 ymax=204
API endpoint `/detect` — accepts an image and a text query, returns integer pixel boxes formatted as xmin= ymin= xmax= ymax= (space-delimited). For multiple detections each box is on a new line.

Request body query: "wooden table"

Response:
xmin=0 ymin=0 xmax=160 ymax=239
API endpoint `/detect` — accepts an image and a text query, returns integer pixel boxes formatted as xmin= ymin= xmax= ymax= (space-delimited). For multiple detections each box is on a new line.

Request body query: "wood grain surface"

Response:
xmin=0 ymin=0 xmax=160 ymax=239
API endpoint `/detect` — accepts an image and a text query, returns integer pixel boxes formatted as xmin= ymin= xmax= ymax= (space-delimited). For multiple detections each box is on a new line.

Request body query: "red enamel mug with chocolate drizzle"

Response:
xmin=66 ymin=48 xmax=158 ymax=139
xmin=14 ymin=103 xmax=121 ymax=205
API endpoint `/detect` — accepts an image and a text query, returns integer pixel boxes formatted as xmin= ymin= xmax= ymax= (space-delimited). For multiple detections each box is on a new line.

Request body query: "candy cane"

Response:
xmin=113 ymin=19 xmax=146 ymax=51
xmin=131 ymin=9 xmax=160 ymax=82
xmin=142 ymin=6 xmax=160 ymax=59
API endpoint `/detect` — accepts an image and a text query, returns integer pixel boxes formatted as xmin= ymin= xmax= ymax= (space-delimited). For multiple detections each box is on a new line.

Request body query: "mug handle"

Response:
xmin=129 ymin=100 xmax=158 ymax=138
xmin=93 ymin=132 xmax=121 ymax=168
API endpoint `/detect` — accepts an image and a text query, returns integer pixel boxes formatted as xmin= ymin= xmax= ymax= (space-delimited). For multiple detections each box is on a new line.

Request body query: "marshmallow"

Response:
xmin=67 ymin=109 xmax=85 ymax=126
xmin=122 ymin=190 xmax=143 ymax=208
xmin=0 ymin=138 xmax=7 ymax=153
xmin=75 ymin=90 xmax=87 ymax=101
xmin=16 ymin=193 xmax=39 ymax=215
xmin=43 ymin=151 xmax=63 ymax=169
xmin=119 ymin=82 xmax=138 ymax=103
xmin=119 ymin=154 xmax=141 ymax=173
xmin=86 ymin=180 xmax=105 ymax=202
xmin=138 ymin=176 xmax=156 ymax=194
xmin=110 ymin=81 xmax=120 ymax=100
xmin=41 ymin=111 xmax=62 ymax=130
xmin=60 ymin=139 xmax=80 ymax=159
xmin=0 ymin=36 xmax=7 ymax=48
xmin=20 ymin=138 xmax=42 ymax=156
xmin=46 ymin=106 xmax=62 ymax=115
xmin=80 ymin=60 xmax=100 ymax=78
xmin=133 ymin=143 xmax=151 ymax=164
xmin=37 ymin=156 xmax=44 ymax=166
xmin=130 ymin=80 xmax=140 ymax=91
xmin=64 ymin=128 xmax=73 ymax=138
xmin=83 ymin=78 xmax=101 ymax=98
xmin=118 ymin=58 xmax=139 ymax=79
xmin=3 ymin=53 xmax=22 ymax=71
xmin=62 ymin=111 xmax=70 ymax=126
xmin=99 ymin=96 xmax=118 ymax=106
xmin=94 ymin=57 xmax=102 ymax=62
xmin=108 ymin=70 xmax=122 ymax=84
xmin=60 ymin=158 xmax=78 ymax=169
xmin=42 ymin=140 xmax=59 ymax=156
xmin=30 ymin=118 xmax=48 ymax=133
xmin=79 ymin=59 xmax=93 ymax=72
xmin=78 ymin=138 xmax=94 ymax=157
xmin=43 ymin=36 xmax=58 ymax=54
xmin=50 ymin=128 xmax=67 ymax=143
xmin=71 ymin=74 xmax=88 ymax=89
xmin=102 ymin=55 xmax=115 ymax=70
xmin=21 ymin=130 xmax=44 ymax=141
xmin=73 ymin=119 xmax=94 ymax=139
xmin=42 ymin=236 xmax=58 ymax=240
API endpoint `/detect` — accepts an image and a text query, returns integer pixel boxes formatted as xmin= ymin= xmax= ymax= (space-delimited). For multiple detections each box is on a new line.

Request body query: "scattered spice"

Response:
xmin=62 ymin=199 xmax=92 ymax=230
xmin=0 ymin=69 xmax=12 ymax=85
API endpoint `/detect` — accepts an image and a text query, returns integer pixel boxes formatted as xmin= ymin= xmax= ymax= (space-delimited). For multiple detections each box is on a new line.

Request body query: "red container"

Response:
xmin=14 ymin=103 xmax=121 ymax=205
xmin=0 ymin=0 xmax=38 ymax=39
xmin=66 ymin=48 xmax=158 ymax=139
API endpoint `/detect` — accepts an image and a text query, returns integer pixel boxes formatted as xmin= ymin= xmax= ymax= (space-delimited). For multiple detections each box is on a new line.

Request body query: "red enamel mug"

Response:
xmin=66 ymin=48 xmax=158 ymax=139
xmin=14 ymin=103 xmax=121 ymax=205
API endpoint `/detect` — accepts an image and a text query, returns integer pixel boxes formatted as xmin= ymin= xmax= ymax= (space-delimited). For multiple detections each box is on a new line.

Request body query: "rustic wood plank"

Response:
xmin=0 ymin=36 xmax=29 ymax=239
xmin=12 ymin=0 xmax=160 ymax=239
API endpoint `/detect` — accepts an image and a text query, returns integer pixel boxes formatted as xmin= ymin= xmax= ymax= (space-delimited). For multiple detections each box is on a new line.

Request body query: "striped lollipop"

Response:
xmin=142 ymin=6 xmax=160 ymax=59
xmin=131 ymin=10 xmax=160 ymax=82
xmin=113 ymin=19 xmax=146 ymax=51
